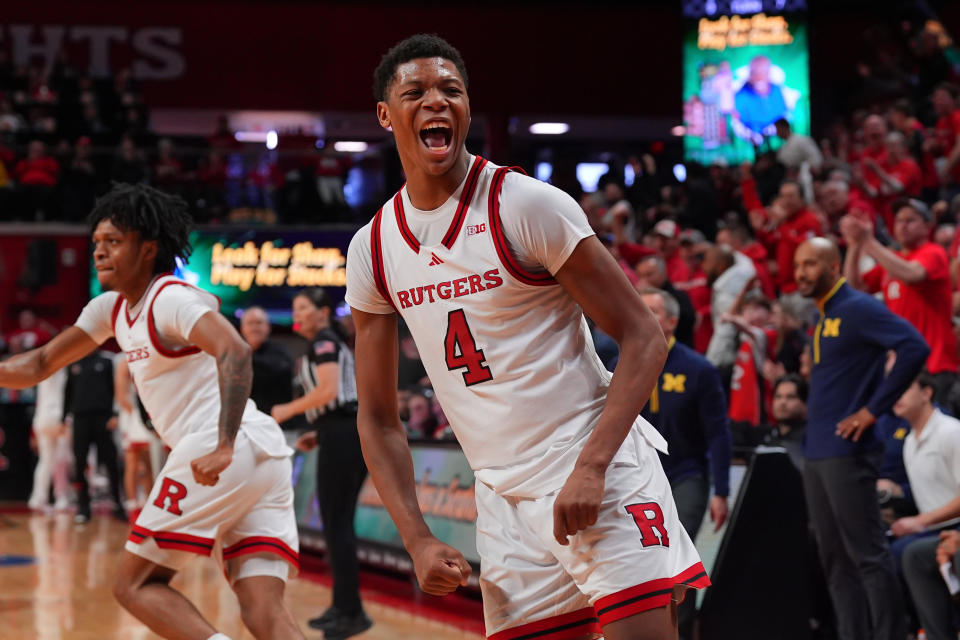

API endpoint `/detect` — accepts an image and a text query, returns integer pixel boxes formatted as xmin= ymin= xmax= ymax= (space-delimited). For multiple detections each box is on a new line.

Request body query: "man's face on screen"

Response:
xmin=377 ymin=57 xmax=471 ymax=178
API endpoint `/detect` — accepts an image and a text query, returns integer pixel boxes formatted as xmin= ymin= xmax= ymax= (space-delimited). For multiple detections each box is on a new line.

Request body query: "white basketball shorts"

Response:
xmin=125 ymin=429 xmax=299 ymax=584
xmin=477 ymin=430 xmax=709 ymax=639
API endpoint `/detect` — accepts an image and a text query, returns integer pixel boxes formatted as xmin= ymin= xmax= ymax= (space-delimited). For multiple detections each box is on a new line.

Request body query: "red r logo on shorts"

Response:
xmin=625 ymin=502 xmax=670 ymax=548
xmin=153 ymin=477 xmax=188 ymax=515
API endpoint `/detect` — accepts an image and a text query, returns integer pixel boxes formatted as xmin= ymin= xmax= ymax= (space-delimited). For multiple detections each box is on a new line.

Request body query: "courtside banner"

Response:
xmin=90 ymin=227 xmax=355 ymax=326
xmin=295 ymin=441 xmax=479 ymax=566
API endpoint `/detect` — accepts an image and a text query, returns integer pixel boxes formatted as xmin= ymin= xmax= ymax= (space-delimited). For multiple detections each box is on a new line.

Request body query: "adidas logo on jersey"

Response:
xmin=428 ymin=252 xmax=444 ymax=266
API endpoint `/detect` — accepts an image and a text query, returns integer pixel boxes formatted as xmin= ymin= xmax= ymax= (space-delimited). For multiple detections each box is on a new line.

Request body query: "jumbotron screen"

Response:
xmin=682 ymin=1 xmax=811 ymax=165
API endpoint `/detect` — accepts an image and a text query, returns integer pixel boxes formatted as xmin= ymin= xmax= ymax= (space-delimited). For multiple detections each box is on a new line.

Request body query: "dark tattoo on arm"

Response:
xmin=216 ymin=345 xmax=252 ymax=447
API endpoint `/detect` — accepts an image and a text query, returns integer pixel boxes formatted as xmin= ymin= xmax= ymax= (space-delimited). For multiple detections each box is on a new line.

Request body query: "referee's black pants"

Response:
xmin=316 ymin=413 xmax=368 ymax=616
xmin=803 ymin=453 xmax=905 ymax=640
xmin=72 ymin=411 xmax=122 ymax=512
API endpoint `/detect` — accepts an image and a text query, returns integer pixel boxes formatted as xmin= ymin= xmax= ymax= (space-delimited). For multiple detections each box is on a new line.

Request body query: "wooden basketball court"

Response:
xmin=0 ymin=510 xmax=485 ymax=639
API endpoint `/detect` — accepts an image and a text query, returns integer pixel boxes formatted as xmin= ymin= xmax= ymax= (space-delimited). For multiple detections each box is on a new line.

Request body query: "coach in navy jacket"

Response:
xmin=796 ymin=238 xmax=928 ymax=640
xmin=640 ymin=288 xmax=732 ymax=537
xmin=640 ymin=286 xmax=732 ymax=640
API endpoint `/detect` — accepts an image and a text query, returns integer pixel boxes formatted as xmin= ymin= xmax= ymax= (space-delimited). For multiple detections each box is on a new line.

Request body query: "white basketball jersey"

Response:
xmin=351 ymin=156 xmax=666 ymax=497
xmin=107 ymin=275 xmax=289 ymax=456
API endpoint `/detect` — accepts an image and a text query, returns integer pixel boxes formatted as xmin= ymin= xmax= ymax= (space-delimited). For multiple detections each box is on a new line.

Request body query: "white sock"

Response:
xmin=207 ymin=634 xmax=232 ymax=640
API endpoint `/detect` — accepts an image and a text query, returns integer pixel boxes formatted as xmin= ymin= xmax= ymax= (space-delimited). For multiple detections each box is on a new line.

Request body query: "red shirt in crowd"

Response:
xmin=876 ymin=156 xmax=923 ymax=232
xmin=862 ymin=242 xmax=959 ymax=374
xmin=936 ymin=108 xmax=960 ymax=185
xmin=858 ymin=145 xmax=890 ymax=193
xmin=756 ymin=208 xmax=823 ymax=294
xmin=740 ymin=241 xmax=776 ymax=298
xmin=14 ymin=156 xmax=59 ymax=187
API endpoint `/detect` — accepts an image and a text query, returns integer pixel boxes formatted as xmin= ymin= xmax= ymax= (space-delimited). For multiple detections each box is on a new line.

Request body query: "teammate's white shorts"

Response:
xmin=477 ymin=430 xmax=709 ymax=639
xmin=125 ymin=429 xmax=298 ymax=584
xmin=118 ymin=407 xmax=154 ymax=451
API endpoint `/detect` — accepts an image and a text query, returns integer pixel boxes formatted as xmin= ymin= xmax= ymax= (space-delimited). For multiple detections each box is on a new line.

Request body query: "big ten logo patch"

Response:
xmin=625 ymin=502 xmax=670 ymax=548
xmin=126 ymin=346 xmax=150 ymax=363
xmin=153 ymin=477 xmax=188 ymax=515
xmin=466 ymin=223 xmax=486 ymax=236
xmin=662 ymin=373 xmax=686 ymax=393
xmin=822 ymin=318 xmax=841 ymax=338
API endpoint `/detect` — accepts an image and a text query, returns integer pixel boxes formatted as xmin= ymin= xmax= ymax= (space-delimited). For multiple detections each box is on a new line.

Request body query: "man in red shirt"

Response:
xmin=855 ymin=115 xmax=890 ymax=195
xmin=750 ymin=180 xmax=823 ymax=294
xmin=651 ymin=219 xmax=692 ymax=285
xmin=929 ymin=83 xmax=960 ymax=195
xmin=843 ymin=198 xmax=959 ymax=410
xmin=14 ymin=140 xmax=59 ymax=187
xmin=861 ymin=132 xmax=924 ymax=233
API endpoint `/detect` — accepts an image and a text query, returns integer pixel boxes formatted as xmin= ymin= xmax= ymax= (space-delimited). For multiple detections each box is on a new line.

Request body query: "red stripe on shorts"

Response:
xmin=593 ymin=561 xmax=711 ymax=627
xmin=487 ymin=606 xmax=601 ymax=640
xmin=127 ymin=525 xmax=215 ymax=556
xmin=222 ymin=536 xmax=299 ymax=569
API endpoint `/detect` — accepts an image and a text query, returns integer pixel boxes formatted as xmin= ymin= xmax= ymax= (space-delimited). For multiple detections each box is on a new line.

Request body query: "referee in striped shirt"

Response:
xmin=270 ymin=288 xmax=371 ymax=639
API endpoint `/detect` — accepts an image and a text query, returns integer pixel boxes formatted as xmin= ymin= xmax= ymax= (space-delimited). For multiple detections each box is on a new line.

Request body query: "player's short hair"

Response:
xmin=373 ymin=34 xmax=468 ymax=102
xmin=88 ymin=183 xmax=192 ymax=275
xmin=639 ymin=287 xmax=680 ymax=319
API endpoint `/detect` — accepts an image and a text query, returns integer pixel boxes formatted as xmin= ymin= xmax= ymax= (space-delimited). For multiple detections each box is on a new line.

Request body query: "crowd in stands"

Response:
xmin=0 ymin=51 xmax=355 ymax=224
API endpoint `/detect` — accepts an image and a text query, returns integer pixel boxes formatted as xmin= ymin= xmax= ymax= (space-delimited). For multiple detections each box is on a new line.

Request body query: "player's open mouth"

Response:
xmin=420 ymin=122 xmax=452 ymax=154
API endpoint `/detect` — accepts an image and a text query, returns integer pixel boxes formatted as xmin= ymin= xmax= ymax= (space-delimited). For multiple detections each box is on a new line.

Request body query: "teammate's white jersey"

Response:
xmin=75 ymin=275 xmax=290 ymax=457
xmin=347 ymin=155 xmax=666 ymax=498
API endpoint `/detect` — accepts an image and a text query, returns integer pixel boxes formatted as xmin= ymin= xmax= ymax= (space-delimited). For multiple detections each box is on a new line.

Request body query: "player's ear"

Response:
xmin=376 ymin=102 xmax=392 ymax=131
xmin=141 ymin=239 xmax=158 ymax=263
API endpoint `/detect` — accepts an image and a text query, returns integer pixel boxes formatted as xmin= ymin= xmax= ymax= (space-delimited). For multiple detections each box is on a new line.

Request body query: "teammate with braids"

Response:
xmin=0 ymin=183 xmax=304 ymax=640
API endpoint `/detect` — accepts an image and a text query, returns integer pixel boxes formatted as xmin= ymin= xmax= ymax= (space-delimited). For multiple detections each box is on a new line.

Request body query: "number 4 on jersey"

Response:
xmin=445 ymin=309 xmax=493 ymax=386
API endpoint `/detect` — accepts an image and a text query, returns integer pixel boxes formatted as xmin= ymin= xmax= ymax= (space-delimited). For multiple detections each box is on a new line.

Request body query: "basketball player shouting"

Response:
xmin=347 ymin=35 xmax=709 ymax=640
xmin=0 ymin=184 xmax=303 ymax=640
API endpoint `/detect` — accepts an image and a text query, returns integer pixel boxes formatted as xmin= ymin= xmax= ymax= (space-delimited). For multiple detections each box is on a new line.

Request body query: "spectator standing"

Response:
xmin=64 ymin=351 xmax=125 ymax=524
xmin=703 ymin=244 xmax=756 ymax=370
xmin=640 ymin=287 xmax=731 ymax=640
xmin=634 ymin=255 xmax=696 ymax=348
xmin=14 ymin=140 xmax=59 ymax=219
xmin=239 ymin=306 xmax=295 ymax=423
xmin=270 ymin=289 xmax=371 ymax=639
xmin=750 ymin=181 xmax=823 ymax=294
xmin=775 ymin=118 xmax=823 ymax=172
xmin=843 ymin=199 xmax=960 ymax=411
xmin=111 ymin=135 xmax=148 ymax=185
xmin=796 ymin=238 xmax=929 ymax=640
xmin=930 ymin=83 xmax=960 ymax=197
xmin=861 ymin=132 xmax=924 ymax=232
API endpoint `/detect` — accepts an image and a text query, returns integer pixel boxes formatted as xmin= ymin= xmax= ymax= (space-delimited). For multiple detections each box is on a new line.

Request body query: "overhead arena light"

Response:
xmin=266 ymin=130 xmax=278 ymax=150
xmin=671 ymin=125 xmax=687 ymax=136
xmin=234 ymin=131 xmax=270 ymax=142
xmin=334 ymin=141 xmax=369 ymax=153
xmin=529 ymin=122 xmax=569 ymax=135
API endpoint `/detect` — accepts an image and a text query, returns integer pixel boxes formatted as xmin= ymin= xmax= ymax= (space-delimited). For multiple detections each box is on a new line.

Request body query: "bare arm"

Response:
xmin=188 ymin=312 xmax=252 ymax=451
xmin=862 ymin=237 xmax=927 ymax=284
xmin=552 ymin=235 xmax=668 ymax=544
xmin=0 ymin=326 xmax=98 ymax=389
xmin=114 ymin=357 xmax=134 ymax=413
xmin=843 ymin=240 xmax=866 ymax=290
xmin=353 ymin=308 xmax=469 ymax=594
xmin=271 ymin=363 xmax=338 ymax=423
